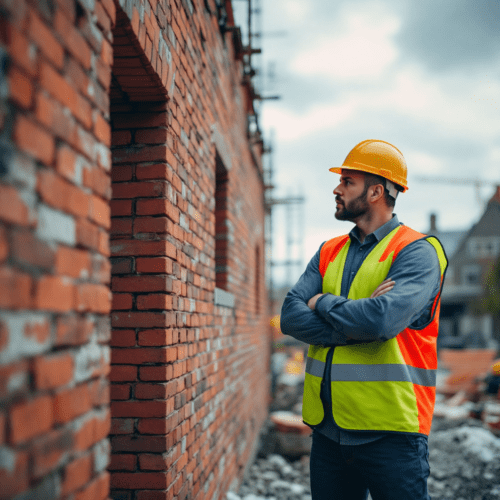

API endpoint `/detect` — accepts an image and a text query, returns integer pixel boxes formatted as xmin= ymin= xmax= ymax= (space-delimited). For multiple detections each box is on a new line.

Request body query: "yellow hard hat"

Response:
xmin=492 ymin=358 xmax=500 ymax=376
xmin=330 ymin=139 xmax=408 ymax=192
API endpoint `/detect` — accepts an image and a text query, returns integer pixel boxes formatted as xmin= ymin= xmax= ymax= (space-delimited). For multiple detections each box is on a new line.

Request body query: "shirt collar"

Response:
xmin=349 ymin=214 xmax=401 ymax=244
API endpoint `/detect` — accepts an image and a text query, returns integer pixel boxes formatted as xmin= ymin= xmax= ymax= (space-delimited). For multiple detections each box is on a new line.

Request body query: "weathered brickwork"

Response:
xmin=0 ymin=0 xmax=269 ymax=499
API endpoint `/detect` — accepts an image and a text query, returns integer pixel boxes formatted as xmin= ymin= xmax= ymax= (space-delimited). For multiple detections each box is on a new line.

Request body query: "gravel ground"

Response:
xmin=227 ymin=418 xmax=500 ymax=500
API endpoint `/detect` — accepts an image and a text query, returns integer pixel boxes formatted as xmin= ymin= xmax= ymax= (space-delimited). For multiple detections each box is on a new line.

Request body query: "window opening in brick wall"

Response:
xmin=215 ymin=151 xmax=229 ymax=290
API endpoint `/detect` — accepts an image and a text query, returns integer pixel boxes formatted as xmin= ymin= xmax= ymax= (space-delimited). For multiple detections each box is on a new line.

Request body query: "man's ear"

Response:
xmin=369 ymin=184 xmax=385 ymax=202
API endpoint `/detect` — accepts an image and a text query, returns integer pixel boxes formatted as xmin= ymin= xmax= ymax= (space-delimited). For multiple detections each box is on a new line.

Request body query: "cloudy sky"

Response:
xmin=234 ymin=0 xmax=500 ymax=286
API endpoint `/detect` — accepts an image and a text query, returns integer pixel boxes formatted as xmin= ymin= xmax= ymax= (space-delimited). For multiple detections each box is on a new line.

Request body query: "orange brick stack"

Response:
xmin=0 ymin=0 xmax=270 ymax=499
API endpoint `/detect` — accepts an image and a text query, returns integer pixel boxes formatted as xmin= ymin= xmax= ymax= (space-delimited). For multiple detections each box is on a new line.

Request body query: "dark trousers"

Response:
xmin=310 ymin=431 xmax=431 ymax=500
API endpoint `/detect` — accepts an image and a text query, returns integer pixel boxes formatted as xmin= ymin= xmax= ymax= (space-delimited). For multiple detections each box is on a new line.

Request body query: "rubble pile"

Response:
xmin=427 ymin=419 xmax=500 ymax=500
xmin=229 ymin=454 xmax=311 ymax=500
xmin=227 ymin=418 xmax=500 ymax=500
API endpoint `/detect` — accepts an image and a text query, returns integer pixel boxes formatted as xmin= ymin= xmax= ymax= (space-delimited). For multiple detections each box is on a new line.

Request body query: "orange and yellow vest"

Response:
xmin=303 ymin=225 xmax=447 ymax=436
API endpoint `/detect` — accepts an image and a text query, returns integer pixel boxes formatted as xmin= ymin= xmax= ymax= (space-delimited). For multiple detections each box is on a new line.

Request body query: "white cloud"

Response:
xmin=289 ymin=1 xmax=401 ymax=81
xmin=263 ymin=100 xmax=358 ymax=142
xmin=282 ymin=0 xmax=312 ymax=24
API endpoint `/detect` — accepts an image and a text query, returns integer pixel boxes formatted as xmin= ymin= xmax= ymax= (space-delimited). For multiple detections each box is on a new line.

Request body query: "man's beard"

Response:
xmin=335 ymin=187 xmax=369 ymax=221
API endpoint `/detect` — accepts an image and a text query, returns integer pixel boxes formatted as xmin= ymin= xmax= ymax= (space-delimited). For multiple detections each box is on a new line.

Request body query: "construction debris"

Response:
xmin=227 ymin=349 xmax=500 ymax=500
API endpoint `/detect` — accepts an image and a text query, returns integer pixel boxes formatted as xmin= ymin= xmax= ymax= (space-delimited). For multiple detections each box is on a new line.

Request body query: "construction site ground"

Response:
xmin=227 ymin=348 xmax=500 ymax=500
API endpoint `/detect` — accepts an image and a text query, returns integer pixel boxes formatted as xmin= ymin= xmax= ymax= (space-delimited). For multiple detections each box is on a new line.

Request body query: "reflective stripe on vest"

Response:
xmin=306 ymin=357 xmax=436 ymax=386
xmin=302 ymin=225 xmax=447 ymax=435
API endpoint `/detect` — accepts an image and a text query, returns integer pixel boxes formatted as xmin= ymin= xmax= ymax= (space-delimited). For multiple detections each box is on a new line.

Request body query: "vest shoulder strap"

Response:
xmin=319 ymin=235 xmax=350 ymax=277
xmin=379 ymin=225 xmax=425 ymax=263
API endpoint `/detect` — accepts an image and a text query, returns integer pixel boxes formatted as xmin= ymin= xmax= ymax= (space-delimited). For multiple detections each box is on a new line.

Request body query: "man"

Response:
xmin=280 ymin=139 xmax=447 ymax=500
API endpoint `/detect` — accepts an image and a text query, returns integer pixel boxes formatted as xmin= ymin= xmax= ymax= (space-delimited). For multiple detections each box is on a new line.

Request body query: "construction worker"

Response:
xmin=281 ymin=140 xmax=447 ymax=500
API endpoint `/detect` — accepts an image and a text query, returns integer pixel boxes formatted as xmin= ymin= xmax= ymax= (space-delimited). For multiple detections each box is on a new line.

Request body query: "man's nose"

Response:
xmin=333 ymin=184 xmax=342 ymax=196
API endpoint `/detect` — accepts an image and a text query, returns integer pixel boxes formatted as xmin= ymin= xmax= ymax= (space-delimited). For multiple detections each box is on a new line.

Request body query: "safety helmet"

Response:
xmin=330 ymin=139 xmax=408 ymax=193
xmin=492 ymin=359 xmax=500 ymax=376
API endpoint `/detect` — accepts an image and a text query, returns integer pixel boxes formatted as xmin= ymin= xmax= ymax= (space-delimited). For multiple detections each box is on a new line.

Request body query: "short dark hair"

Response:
xmin=363 ymin=173 xmax=401 ymax=208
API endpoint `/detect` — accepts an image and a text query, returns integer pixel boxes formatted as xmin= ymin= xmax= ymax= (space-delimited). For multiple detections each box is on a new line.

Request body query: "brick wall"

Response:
xmin=0 ymin=0 xmax=270 ymax=499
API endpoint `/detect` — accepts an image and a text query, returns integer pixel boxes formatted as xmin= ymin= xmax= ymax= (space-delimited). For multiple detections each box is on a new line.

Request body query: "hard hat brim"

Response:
xmin=329 ymin=166 xmax=408 ymax=192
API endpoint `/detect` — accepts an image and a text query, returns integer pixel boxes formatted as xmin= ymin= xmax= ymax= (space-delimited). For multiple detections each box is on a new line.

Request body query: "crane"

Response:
xmin=414 ymin=176 xmax=500 ymax=207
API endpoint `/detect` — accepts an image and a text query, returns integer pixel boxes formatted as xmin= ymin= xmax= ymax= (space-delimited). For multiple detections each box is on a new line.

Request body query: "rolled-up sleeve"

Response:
xmin=314 ymin=239 xmax=441 ymax=342
xmin=280 ymin=245 xmax=349 ymax=346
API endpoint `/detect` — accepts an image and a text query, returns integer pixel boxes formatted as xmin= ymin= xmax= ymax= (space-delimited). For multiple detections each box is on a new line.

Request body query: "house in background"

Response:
xmin=431 ymin=187 xmax=500 ymax=348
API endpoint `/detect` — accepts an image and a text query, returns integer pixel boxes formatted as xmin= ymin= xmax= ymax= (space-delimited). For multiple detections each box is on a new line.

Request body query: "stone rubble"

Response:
xmin=227 ymin=417 xmax=500 ymax=500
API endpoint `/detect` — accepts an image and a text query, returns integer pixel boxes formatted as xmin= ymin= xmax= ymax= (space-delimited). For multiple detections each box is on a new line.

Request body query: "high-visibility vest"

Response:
xmin=302 ymin=225 xmax=448 ymax=436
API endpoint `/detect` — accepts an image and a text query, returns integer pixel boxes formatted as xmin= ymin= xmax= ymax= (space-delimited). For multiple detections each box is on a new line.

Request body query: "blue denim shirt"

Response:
xmin=280 ymin=215 xmax=441 ymax=444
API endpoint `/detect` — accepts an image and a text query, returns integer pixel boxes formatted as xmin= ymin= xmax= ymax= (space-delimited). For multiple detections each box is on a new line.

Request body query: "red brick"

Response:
xmin=110 ymin=472 xmax=168 ymax=490
xmin=40 ymin=62 xmax=91 ymax=129
xmin=110 ymin=384 xmax=130 ymax=400
xmin=37 ymin=168 xmax=90 ymax=218
xmin=62 ymin=453 xmax=93 ymax=496
xmin=135 ymin=383 xmax=168 ymax=400
xmin=112 ymin=181 xmax=167 ymax=199
xmin=111 ymin=218 xmax=132 ymax=236
xmin=112 ymin=112 xmax=168 ymax=130
xmin=110 ymin=199 xmax=132 ymax=216
xmin=35 ymin=91 xmax=76 ymax=144
xmin=75 ymin=218 xmax=101 ymax=251
xmin=0 ymin=226 xmax=7 ymax=262
xmin=111 ymin=347 xmax=176 ymax=365
xmin=56 ymin=315 xmax=94 ymax=346
xmin=136 ymin=199 xmax=180 ymax=222
xmin=33 ymin=352 xmax=74 ymax=390
xmin=35 ymin=275 xmax=74 ymax=312
xmin=74 ymin=283 xmax=111 ymax=313
xmin=139 ymin=366 xmax=172 ymax=382
xmin=74 ymin=411 xmax=111 ymax=452
xmin=55 ymin=246 xmax=91 ymax=278
xmin=136 ymin=257 xmax=173 ymax=273
xmin=28 ymin=11 xmax=64 ymax=69
xmin=9 ymin=26 xmax=37 ymax=76
xmin=110 ymin=417 xmax=134 ymax=435
xmin=0 ymin=361 xmax=29 ymax=400
xmin=110 ymin=400 xmax=170 ymax=418
xmin=9 ymin=66 xmax=33 ymax=108
xmin=137 ymin=294 xmax=173 ymax=311
xmin=54 ymin=9 xmax=92 ymax=70
xmin=138 ymin=453 xmax=168 ymax=470
xmin=13 ymin=114 xmax=55 ymax=165
xmin=135 ymin=163 xmax=171 ymax=181
xmin=56 ymin=145 xmax=85 ymax=183
xmin=112 ymin=275 xmax=173 ymax=293
xmin=109 ymin=365 xmax=137 ymax=382
xmin=53 ymin=383 xmax=91 ymax=423
xmin=9 ymin=395 xmax=53 ymax=444
xmin=90 ymin=194 xmax=111 ymax=229
xmin=11 ymin=229 xmax=55 ymax=270
xmin=83 ymin=167 xmax=111 ymax=199
xmin=0 ymin=266 xmax=32 ymax=309
xmin=74 ymin=472 xmax=109 ymax=500
xmin=135 ymin=128 xmax=168 ymax=144
xmin=111 ymin=130 xmax=132 ymax=146
xmin=137 ymin=329 xmax=173 ymax=347
xmin=32 ymin=427 xmax=74 ymax=478
xmin=0 ymin=449 xmax=29 ymax=497
xmin=137 ymin=418 xmax=169 ymax=435
xmin=109 ymin=454 xmax=137 ymax=471
xmin=112 ymin=293 xmax=133 ymax=311
xmin=94 ymin=111 xmax=111 ymax=145
xmin=110 ymin=240 xmax=173 ymax=257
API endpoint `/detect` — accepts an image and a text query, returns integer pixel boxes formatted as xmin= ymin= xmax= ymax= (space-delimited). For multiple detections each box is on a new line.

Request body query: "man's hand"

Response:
xmin=307 ymin=293 xmax=324 ymax=310
xmin=370 ymin=278 xmax=395 ymax=298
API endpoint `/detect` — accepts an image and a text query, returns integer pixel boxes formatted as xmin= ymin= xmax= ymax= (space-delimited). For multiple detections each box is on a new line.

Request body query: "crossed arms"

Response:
xmin=280 ymin=240 xmax=441 ymax=346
